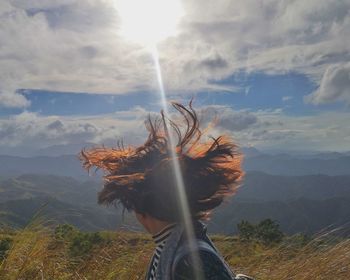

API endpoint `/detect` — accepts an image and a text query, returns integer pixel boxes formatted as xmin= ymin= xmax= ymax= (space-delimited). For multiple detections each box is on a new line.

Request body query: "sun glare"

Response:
xmin=116 ymin=0 xmax=183 ymax=45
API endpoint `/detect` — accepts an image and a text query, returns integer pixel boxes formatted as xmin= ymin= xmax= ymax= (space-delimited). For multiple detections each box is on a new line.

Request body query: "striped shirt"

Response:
xmin=148 ymin=223 xmax=176 ymax=280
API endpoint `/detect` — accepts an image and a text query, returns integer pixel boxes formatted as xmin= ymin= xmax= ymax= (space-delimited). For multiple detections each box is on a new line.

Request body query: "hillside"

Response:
xmin=0 ymin=174 xmax=99 ymax=204
xmin=0 ymin=155 xmax=89 ymax=180
xmin=243 ymin=153 xmax=350 ymax=176
xmin=210 ymin=197 xmax=350 ymax=234
xmin=0 ymin=227 xmax=349 ymax=280
xmin=0 ymin=174 xmax=139 ymax=231
xmin=0 ymin=173 xmax=349 ymax=235
xmin=236 ymin=171 xmax=350 ymax=201
xmin=0 ymin=197 xmax=120 ymax=231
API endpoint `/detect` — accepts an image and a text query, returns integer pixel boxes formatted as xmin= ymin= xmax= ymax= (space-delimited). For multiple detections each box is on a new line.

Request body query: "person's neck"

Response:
xmin=135 ymin=212 xmax=176 ymax=235
xmin=145 ymin=218 xmax=174 ymax=236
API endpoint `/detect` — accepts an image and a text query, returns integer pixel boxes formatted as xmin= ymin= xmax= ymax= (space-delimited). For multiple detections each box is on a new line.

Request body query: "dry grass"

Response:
xmin=213 ymin=235 xmax=350 ymax=280
xmin=0 ymin=226 xmax=349 ymax=280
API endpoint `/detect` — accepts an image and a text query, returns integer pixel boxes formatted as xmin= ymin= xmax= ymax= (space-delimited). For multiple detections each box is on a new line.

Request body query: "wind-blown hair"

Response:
xmin=79 ymin=101 xmax=243 ymax=222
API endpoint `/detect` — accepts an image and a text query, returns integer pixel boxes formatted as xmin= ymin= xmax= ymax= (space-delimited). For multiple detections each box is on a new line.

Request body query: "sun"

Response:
xmin=115 ymin=0 xmax=184 ymax=46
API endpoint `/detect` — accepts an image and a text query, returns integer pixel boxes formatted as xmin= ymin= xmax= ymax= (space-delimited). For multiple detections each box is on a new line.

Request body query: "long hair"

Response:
xmin=79 ymin=101 xmax=243 ymax=222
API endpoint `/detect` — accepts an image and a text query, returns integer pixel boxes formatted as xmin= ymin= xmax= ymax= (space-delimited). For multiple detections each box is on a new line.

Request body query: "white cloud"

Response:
xmin=282 ymin=96 xmax=293 ymax=102
xmin=193 ymin=105 xmax=350 ymax=152
xmin=0 ymin=0 xmax=349 ymax=107
xmin=0 ymin=104 xmax=349 ymax=153
xmin=200 ymin=106 xmax=258 ymax=131
xmin=0 ymin=0 xmax=154 ymax=107
xmin=0 ymin=107 xmax=148 ymax=149
xmin=0 ymin=90 xmax=30 ymax=108
xmin=233 ymin=109 xmax=350 ymax=152
xmin=305 ymin=62 xmax=350 ymax=104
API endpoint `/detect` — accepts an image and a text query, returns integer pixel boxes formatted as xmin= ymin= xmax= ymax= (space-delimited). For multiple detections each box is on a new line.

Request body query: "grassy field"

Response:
xmin=0 ymin=224 xmax=349 ymax=280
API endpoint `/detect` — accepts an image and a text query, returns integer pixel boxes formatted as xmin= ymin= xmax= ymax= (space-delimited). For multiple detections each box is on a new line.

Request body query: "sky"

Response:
xmin=0 ymin=0 xmax=350 ymax=155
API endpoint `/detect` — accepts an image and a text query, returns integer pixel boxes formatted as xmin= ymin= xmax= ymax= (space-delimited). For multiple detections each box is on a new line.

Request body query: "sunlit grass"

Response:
xmin=0 ymin=225 xmax=349 ymax=280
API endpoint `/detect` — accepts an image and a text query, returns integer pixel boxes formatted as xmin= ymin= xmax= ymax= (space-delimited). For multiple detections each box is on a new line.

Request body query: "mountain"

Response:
xmin=209 ymin=197 xmax=350 ymax=235
xmin=243 ymin=154 xmax=350 ymax=175
xmin=0 ymin=196 xmax=119 ymax=231
xmin=207 ymin=172 xmax=350 ymax=234
xmin=0 ymin=174 xmax=101 ymax=205
xmin=1 ymin=151 xmax=350 ymax=182
xmin=235 ymin=171 xmax=350 ymax=202
xmin=36 ymin=142 xmax=97 ymax=157
xmin=0 ymin=142 xmax=96 ymax=157
xmin=208 ymin=172 xmax=350 ymax=235
xmin=0 ymin=155 xmax=92 ymax=180
xmin=0 ymin=174 xmax=139 ymax=231
xmin=1 ymin=170 xmax=350 ymax=235
xmin=240 ymin=147 xmax=263 ymax=157
xmin=293 ymin=151 xmax=350 ymax=160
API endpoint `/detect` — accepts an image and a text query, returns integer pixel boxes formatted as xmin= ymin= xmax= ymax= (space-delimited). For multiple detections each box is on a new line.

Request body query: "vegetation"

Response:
xmin=237 ymin=219 xmax=284 ymax=244
xmin=0 ymin=237 xmax=12 ymax=261
xmin=54 ymin=224 xmax=105 ymax=257
xmin=0 ymin=223 xmax=349 ymax=280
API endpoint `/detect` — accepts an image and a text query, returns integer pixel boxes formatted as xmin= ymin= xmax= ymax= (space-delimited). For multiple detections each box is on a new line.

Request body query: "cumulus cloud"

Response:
xmin=0 ymin=0 xmax=154 ymax=107
xmin=0 ymin=107 xmax=149 ymax=149
xmin=0 ymin=90 xmax=30 ymax=108
xmin=200 ymin=106 xmax=258 ymax=131
xmin=305 ymin=63 xmax=350 ymax=104
xmin=195 ymin=105 xmax=350 ymax=152
xmin=1 ymin=104 xmax=350 ymax=153
xmin=219 ymin=111 xmax=257 ymax=131
xmin=0 ymin=0 xmax=349 ymax=107
xmin=205 ymin=105 xmax=350 ymax=151
xmin=237 ymin=109 xmax=350 ymax=151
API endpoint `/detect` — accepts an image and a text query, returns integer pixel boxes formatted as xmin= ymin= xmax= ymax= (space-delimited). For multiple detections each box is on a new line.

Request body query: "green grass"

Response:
xmin=0 ymin=225 xmax=349 ymax=280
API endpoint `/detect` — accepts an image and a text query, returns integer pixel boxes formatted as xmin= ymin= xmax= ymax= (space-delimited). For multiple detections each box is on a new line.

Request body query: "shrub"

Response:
xmin=54 ymin=224 xmax=77 ymax=240
xmin=54 ymin=224 xmax=104 ymax=257
xmin=237 ymin=219 xmax=284 ymax=244
xmin=256 ymin=219 xmax=284 ymax=244
xmin=69 ymin=231 xmax=103 ymax=257
xmin=0 ymin=237 xmax=13 ymax=261
xmin=237 ymin=220 xmax=256 ymax=241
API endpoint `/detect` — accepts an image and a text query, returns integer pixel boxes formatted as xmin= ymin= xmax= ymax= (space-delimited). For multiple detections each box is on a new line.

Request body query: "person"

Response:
xmin=79 ymin=101 xmax=253 ymax=280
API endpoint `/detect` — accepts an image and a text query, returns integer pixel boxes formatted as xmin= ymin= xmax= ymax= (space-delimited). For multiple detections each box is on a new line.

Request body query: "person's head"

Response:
xmin=79 ymin=101 xmax=243 ymax=224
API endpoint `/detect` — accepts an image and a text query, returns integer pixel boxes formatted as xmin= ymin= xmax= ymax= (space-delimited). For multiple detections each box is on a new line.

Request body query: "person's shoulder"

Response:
xmin=173 ymin=249 xmax=234 ymax=280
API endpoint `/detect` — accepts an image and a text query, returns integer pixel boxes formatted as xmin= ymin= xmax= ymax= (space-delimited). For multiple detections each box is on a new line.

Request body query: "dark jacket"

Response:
xmin=145 ymin=220 xmax=238 ymax=280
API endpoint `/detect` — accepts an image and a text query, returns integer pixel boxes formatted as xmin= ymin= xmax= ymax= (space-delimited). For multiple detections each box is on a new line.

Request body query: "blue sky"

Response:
xmin=1 ymin=72 xmax=339 ymax=117
xmin=0 ymin=0 xmax=349 ymax=155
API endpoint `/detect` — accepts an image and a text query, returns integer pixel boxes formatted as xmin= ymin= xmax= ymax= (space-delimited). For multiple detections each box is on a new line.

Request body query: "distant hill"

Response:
xmin=210 ymin=197 xmax=350 ymax=235
xmin=235 ymin=171 xmax=350 ymax=201
xmin=243 ymin=154 xmax=350 ymax=176
xmin=0 ymin=142 xmax=96 ymax=157
xmin=0 ymin=174 xmax=139 ymax=231
xmin=0 ymin=174 xmax=99 ymax=204
xmin=1 ymin=152 xmax=349 ymax=181
xmin=208 ymin=172 xmax=350 ymax=234
xmin=0 ymin=173 xmax=349 ymax=235
xmin=0 ymin=196 xmax=119 ymax=231
xmin=0 ymin=155 xmax=91 ymax=180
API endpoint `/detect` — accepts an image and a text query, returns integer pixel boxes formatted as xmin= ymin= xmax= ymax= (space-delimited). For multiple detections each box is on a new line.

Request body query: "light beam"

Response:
xmin=152 ymin=45 xmax=204 ymax=280
xmin=115 ymin=1 xmax=203 ymax=278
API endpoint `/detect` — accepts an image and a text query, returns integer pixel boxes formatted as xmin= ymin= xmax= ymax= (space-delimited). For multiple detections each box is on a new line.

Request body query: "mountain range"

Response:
xmin=1 ymin=150 xmax=349 ymax=183
xmin=0 ymin=171 xmax=349 ymax=235
xmin=0 ymin=148 xmax=349 ymax=234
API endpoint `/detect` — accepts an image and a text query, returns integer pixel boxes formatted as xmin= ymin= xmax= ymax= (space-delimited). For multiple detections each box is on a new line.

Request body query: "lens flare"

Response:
xmin=152 ymin=46 xmax=204 ymax=280
xmin=116 ymin=0 xmax=203 ymax=278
